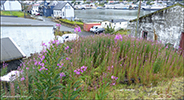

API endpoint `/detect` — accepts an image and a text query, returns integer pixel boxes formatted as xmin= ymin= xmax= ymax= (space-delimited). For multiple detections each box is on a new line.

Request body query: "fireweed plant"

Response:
xmin=1 ymin=32 xmax=183 ymax=99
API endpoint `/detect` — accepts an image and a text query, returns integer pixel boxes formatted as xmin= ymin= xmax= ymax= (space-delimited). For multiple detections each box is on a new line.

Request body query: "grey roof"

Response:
xmin=1 ymin=16 xmax=54 ymax=26
xmin=0 ymin=37 xmax=26 ymax=63
xmin=110 ymin=19 xmax=127 ymax=23
xmin=53 ymin=2 xmax=74 ymax=10
xmin=53 ymin=2 xmax=67 ymax=10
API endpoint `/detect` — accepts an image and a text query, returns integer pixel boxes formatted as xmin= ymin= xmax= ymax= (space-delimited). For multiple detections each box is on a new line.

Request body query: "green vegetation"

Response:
xmin=105 ymin=26 xmax=115 ymax=34
xmin=1 ymin=34 xmax=183 ymax=99
xmin=0 ymin=11 xmax=25 ymax=17
xmin=60 ymin=19 xmax=83 ymax=26
xmin=114 ymin=29 xmax=130 ymax=35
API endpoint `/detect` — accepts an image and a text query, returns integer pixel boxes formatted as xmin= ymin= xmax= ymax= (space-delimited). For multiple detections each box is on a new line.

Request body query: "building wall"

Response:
xmin=53 ymin=10 xmax=62 ymax=17
xmin=128 ymin=5 xmax=184 ymax=49
xmin=62 ymin=3 xmax=74 ymax=19
xmin=1 ymin=26 xmax=55 ymax=57
xmin=4 ymin=1 xmax=22 ymax=11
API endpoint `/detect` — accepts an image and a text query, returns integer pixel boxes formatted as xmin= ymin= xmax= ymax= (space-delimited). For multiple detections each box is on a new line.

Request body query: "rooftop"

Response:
xmin=0 ymin=37 xmax=26 ymax=63
xmin=1 ymin=16 xmax=54 ymax=26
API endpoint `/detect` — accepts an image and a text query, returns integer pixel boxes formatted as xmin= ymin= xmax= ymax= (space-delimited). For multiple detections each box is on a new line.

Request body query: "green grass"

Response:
xmin=0 ymin=11 xmax=25 ymax=17
xmin=59 ymin=19 xmax=84 ymax=26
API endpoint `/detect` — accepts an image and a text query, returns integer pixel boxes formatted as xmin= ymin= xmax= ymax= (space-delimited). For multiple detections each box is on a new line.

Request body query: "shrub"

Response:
xmin=105 ymin=26 xmax=115 ymax=34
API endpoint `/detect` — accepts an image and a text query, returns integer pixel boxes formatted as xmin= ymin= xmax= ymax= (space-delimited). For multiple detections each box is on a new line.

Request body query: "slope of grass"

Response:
xmin=1 ymin=34 xmax=183 ymax=99
xmin=1 ymin=11 xmax=25 ymax=17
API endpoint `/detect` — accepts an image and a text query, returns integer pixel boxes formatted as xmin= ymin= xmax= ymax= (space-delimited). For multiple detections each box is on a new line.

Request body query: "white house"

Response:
xmin=101 ymin=19 xmax=128 ymax=31
xmin=1 ymin=0 xmax=22 ymax=11
xmin=31 ymin=3 xmax=40 ymax=15
xmin=53 ymin=2 xmax=74 ymax=20
xmin=1 ymin=17 xmax=55 ymax=57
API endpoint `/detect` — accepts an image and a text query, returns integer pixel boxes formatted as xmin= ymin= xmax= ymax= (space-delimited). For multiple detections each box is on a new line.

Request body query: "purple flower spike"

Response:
xmin=166 ymin=45 xmax=168 ymax=48
xmin=74 ymin=26 xmax=81 ymax=32
xmin=65 ymin=46 xmax=69 ymax=50
xmin=111 ymin=76 xmax=115 ymax=79
xmin=114 ymin=34 xmax=123 ymax=42
xmin=21 ymin=77 xmax=25 ymax=81
xmin=115 ymin=77 xmax=118 ymax=80
xmin=66 ymin=57 xmax=70 ymax=60
xmin=26 ymin=67 xmax=29 ymax=70
xmin=112 ymin=83 xmax=115 ymax=85
xmin=60 ymin=72 xmax=66 ymax=78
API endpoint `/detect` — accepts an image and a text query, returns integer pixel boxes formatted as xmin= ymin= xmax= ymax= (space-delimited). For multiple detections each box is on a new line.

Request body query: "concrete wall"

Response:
xmin=1 ymin=26 xmax=55 ymax=57
xmin=128 ymin=5 xmax=184 ymax=49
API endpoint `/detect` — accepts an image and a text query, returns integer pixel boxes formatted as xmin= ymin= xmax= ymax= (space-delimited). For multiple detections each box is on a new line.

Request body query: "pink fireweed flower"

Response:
xmin=112 ymin=83 xmax=115 ymax=85
xmin=56 ymin=24 xmax=61 ymax=27
xmin=74 ymin=26 xmax=81 ymax=32
xmin=42 ymin=43 xmax=47 ymax=47
xmin=111 ymin=65 xmax=114 ymax=68
xmin=74 ymin=70 xmax=80 ymax=75
xmin=66 ymin=57 xmax=70 ymax=60
xmin=166 ymin=45 xmax=168 ymax=48
xmin=57 ymin=63 xmax=64 ymax=68
xmin=114 ymin=34 xmax=123 ymax=42
xmin=80 ymin=66 xmax=87 ymax=72
xmin=60 ymin=72 xmax=66 ymax=78
xmin=111 ymin=76 xmax=115 ymax=79
xmin=21 ymin=77 xmax=25 ymax=81
xmin=65 ymin=46 xmax=69 ymax=50
xmin=26 ymin=67 xmax=29 ymax=70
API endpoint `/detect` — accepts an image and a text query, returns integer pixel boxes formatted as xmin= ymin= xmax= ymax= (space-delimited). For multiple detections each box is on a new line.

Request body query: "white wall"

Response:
xmin=63 ymin=3 xmax=74 ymax=18
xmin=101 ymin=21 xmax=128 ymax=31
xmin=1 ymin=26 xmax=55 ymax=57
xmin=4 ymin=1 xmax=22 ymax=11
xmin=53 ymin=10 xmax=62 ymax=17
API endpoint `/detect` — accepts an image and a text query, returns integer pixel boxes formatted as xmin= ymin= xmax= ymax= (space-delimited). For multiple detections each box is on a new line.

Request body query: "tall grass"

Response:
xmin=1 ymin=34 xmax=183 ymax=99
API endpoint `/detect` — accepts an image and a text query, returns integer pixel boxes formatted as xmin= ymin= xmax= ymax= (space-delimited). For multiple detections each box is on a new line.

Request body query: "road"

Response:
xmin=39 ymin=17 xmax=94 ymax=37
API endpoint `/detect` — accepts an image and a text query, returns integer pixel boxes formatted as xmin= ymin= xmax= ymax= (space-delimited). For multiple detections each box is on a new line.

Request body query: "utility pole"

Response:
xmin=135 ymin=0 xmax=141 ymax=38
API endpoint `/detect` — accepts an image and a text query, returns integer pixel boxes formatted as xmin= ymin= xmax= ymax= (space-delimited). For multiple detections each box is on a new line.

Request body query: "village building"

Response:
xmin=101 ymin=19 xmax=128 ymax=31
xmin=0 ymin=0 xmax=22 ymax=11
xmin=1 ymin=16 xmax=55 ymax=57
xmin=31 ymin=3 xmax=40 ymax=15
xmin=0 ymin=37 xmax=26 ymax=73
xmin=127 ymin=3 xmax=184 ymax=51
xmin=53 ymin=2 xmax=74 ymax=20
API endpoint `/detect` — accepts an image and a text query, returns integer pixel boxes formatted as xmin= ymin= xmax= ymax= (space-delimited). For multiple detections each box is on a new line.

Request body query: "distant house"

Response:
xmin=1 ymin=16 xmax=55 ymax=57
xmin=101 ymin=19 xmax=128 ymax=31
xmin=127 ymin=3 xmax=184 ymax=51
xmin=53 ymin=2 xmax=74 ymax=20
xmin=31 ymin=3 xmax=40 ymax=15
xmin=0 ymin=0 xmax=22 ymax=11
xmin=0 ymin=37 xmax=26 ymax=73
xmin=39 ymin=1 xmax=57 ymax=17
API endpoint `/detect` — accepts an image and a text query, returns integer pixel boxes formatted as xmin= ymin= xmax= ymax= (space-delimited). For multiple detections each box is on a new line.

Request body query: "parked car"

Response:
xmin=94 ymin=28 xmax=105 ymax=34
xmin=90 ymin=25 xmax=103 ymax=33
xmin=57 ymin=34 xmax=79 ymax=43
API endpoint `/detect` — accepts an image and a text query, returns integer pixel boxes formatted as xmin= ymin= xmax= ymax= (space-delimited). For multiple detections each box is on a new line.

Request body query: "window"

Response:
xmin=105 ymin=23 xmax=107 ymax=25
xmin=63 ymin=12 xmax=64 ymax=16
xmin=65 ymin=6 xmax=70 ymax=9
xmin=120 ymin=22 xmax=121 ymax=24
xmin=142 ymin=31 xmax=148 ymax=39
